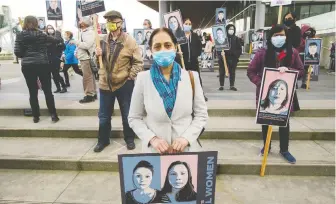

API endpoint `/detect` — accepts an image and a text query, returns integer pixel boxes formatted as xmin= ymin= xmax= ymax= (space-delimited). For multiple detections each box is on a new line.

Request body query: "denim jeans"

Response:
xmin=98 ymin=80 xmax=135 ymax=144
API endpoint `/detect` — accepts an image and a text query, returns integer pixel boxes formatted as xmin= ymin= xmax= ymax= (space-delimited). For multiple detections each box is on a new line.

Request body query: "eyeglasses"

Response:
xmin=107 ymin=19 xmax=122 ymax=23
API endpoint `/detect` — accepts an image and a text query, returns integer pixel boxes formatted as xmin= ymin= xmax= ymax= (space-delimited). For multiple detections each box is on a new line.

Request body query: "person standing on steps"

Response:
xmin=218 ymin=24 xmax=242 ymax=91
xmin=179 ymin=18 xmax=208 ymax=101
xmin=71 ymin=17 xmax=97 ymax=103
xmin=14 ymin=16 xmax=60 ymax=123
xmin=247 ymin=24 xmax=304 ymax=164
xmin=62 ymin=31 xmax=83 ymax=87
xmin=46 ymin=24 xmax=67 ymax=94
xmin=94 ymin=10 xmax=143 ymax=152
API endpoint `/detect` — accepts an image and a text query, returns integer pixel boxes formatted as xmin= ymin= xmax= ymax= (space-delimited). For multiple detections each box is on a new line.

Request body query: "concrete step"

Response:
xmin=0 ymin=116 xmax=334 ymax=140
xmin=0 ymin=169 xmax=333 ymax=204
xmin=0 ymin=99 xmax=334 ymax=117
xmin=0 ymin=137 xmax=334 ymax=176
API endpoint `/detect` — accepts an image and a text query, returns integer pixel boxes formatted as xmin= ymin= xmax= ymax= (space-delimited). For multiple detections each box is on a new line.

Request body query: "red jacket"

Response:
xmin=247 ymin=48 xmax=304 ymax=107
xmin=298 ymin=25 xmax=313 ymax=53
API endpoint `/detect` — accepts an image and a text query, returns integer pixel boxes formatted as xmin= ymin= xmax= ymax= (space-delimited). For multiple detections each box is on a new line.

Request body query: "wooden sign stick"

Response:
xmin=306 ymin=65 xmax=312 ymax=90
xmin=221 ymin=50 xmax=229 ymax=77
xmin=92 ymin=15 xmax=104 ymax=70
xmin=260 ymin=125 xmax=273 ymax=176
xmin=277 ymin=5 xmax=283 ymax=24
xmin=178 ymin=44 xmax=185 ymax=69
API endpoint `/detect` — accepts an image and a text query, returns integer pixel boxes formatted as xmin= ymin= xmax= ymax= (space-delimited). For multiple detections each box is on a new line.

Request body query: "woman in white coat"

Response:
xmin=128 ymin=27 xmax=208 ymax=154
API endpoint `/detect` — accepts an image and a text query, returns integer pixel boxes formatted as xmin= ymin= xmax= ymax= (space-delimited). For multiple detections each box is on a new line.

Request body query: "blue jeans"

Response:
xmin=98 ymin=80 xmax=135 ymax=144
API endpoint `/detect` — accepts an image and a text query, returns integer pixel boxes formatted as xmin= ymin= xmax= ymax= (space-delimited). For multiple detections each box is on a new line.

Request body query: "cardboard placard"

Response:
xmin=304 ymin=38 xmax=322 ymax=65
xmin=80 ymin=0 xmax=105 ymax=17
xmin=270 ymin=0 xmax=292 ymax=7
xmin=200 ymin=52 xmax=214 ymax=72
xmin=46 ymin=0 xmax=63 ymax=20
xmin=163 ymin=10 xmax=187 ymax=45
xmin=118 ymin=151 xmax=218 ymax=204
xmin=37 ymin=17 xmax=46 ymax=31
xmin=215 ymin=8 xmax=227 ymax=25
xmin=212 ymin=24 xmax=230 ymax=51
xmin=256 ymin=68 xmax=298 ymax=127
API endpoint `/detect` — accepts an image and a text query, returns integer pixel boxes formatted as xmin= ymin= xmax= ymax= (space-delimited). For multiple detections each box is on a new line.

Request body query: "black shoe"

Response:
xmin=94 ymin=94 xmax=98 ymax=100
xmin=94 ymin=143 xmax=110 ymax=152
xmin=60 ymin=88 xmax=67 ymax=93
xmin=51 ymin=114 xmax=60 ymax=123
xmin=219 ymin=86 xmax=224 ymax=91
xmin=33 ymin=117 xmax=40 ymax=123
xmin=79 ymin=95 xmax=95 ymax=103
xmin=54 ymin=89 xmax=61 ymax=93
xmin=126 ymin=142 xmax=136 ymax=150
xmin=204 ymin=96 xmax=208 ymax=102
xmin=66 ymin=83 xmax=70 ymax=87
xmin=230 ymin=86 xmax=238 ymax=91
xmin=217 ymin=75 xmax=219 ymax=78
xmin=301 ymin=84 xmax=307 ymax=89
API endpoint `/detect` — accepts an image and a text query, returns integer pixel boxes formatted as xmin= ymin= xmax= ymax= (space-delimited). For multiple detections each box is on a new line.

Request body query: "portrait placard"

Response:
xmin=80 ymin=0 xmax=105 ymax=17
xmin=134 ymin=29 xmax=145 ymax=45
xmin=163 ymin=10 xmax=187 ymax=44
xmin=304 ymin=38 xmax=322 ymax=65
xmin=46 ymin=0 xmax=63 ymax=20
xmin=212 ymin=24 xmax=230 ymax=50
xmin=118 ymin=151 xmax=218 ymax=204
xmin=200 ymin=52 xmax=214 ymax=72
xmin=256 ymin=68 xmax=298 ymax=127
xmin=215 ymin=8 xmax=227 ymax=25
xmin=37 ymin=17 xmax=46 ymax=31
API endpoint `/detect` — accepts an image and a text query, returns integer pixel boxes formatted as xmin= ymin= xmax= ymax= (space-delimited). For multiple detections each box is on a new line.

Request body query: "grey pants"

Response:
xmin=80 ymin=60 xmax=97 ymax=96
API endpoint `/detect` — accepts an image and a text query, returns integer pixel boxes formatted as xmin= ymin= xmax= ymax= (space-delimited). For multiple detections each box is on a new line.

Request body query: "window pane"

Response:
xmin=309 ymin=4 xmax=330 ymax=17
xmin=300 ymin=5 xmax=310 ymax=19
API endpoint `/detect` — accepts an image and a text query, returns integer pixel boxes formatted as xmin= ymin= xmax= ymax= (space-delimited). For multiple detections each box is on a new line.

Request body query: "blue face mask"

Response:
xmin=169 ymin=23 xmax=177 ymax=30
xmin=153 ymin=50 xmax=176 ymax=67
xmin=183 ymin=25 xmax=192 ymax=32
xmin=271 ymin=36 xmax=286 ymax=48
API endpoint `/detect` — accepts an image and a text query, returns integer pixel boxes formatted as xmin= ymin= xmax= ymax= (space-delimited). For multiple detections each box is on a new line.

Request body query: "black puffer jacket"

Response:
xmin=46 ymin=29 xmax=65 ymax=62
xmin=224 ymin=24 xmax=242 ymax=59
xmin=14 ymin=30 xmax=57 ymax=65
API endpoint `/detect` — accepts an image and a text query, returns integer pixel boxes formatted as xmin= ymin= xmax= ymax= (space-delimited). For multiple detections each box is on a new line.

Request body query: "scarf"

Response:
xmin=150 ymin=61 xmax=181 ymax=118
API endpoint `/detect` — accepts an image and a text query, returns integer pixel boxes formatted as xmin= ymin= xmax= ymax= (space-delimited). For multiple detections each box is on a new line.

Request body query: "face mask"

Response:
xmin=228 ymin=29 xmax=234 ymax=35
xmin=271 ymin=36 xmax=286 ymax=48
xmin=183 ymin=25 xmax=192 ymax=32
xmin=169 ymin=23 xmax=177 ymax=30
xmin=153 ymin=50 xmax=176 ymax=67
xmin=284 ymin=18 xmax=294 ymax=27
xmin=107 ymin=22 xmax=118 ymax=32
xmin=48 ymin=29 xmax=54 ymax=34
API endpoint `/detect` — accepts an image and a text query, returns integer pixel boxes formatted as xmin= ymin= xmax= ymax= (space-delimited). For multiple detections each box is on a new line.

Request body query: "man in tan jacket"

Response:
xmin=94 ymin=10 xmax=143 ymax=152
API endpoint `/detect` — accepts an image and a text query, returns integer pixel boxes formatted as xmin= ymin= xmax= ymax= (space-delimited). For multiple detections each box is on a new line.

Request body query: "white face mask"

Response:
xmin=48 ymin=29 xmax=54 ymax=34
xmin=228 ymin=29 xmax=234 ymax=35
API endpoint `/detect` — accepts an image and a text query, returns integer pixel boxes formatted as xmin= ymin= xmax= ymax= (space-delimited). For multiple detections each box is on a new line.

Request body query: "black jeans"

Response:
xmin=22 ymin=64 xmax=57 ymax=117
xmin=50 ymin=60 xmax=66 ymax=90
xmin=98 ymin=80 xmax=135 ymax=145
xmin=218 ymin=54 xmax=238 ymax=87
xmin=185 ymin=58 xmax=203 ymax=87
xmin=262 ymin=124 xmax=290 ymax=152
xmin=63 ymin=64 xmax=83 ymax=85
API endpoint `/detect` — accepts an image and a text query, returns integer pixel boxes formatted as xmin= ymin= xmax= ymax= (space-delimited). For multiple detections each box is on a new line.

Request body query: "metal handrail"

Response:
xmin=227 ymin=3 xmax=256 ymax=22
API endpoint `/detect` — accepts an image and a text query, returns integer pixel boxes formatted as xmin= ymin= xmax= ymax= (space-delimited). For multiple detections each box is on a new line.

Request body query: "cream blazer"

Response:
xmin=128 ymin=69 xmax=208 ymax=153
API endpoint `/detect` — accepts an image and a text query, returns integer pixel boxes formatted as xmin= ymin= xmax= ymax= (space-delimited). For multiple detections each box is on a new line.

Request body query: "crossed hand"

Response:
xmin=149 ymin=136 xmax=189 ymax=154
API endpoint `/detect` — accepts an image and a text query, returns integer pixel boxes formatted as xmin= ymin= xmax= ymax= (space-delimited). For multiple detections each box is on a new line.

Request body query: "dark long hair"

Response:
xmin=168 ymin=16 xmax=183 ymax=34
xmin=148 ymin=27 xmax=178 ymax=49
xmin=161 ymin=161 xmax=197 ymax=202
xmin=132 ymin=160 xmax=154 ymax=189
xmin=261 ymin=79 xmax=289 ymax=110
xmin=265 ymin=24 xmax=293 ymax=68
xmin=282 ymin=11 xmax=297 ymax=22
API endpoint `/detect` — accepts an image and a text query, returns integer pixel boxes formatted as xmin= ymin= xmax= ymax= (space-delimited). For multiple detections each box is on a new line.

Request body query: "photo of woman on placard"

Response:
xmin=142 ymin=30 xmax=152 ymax=45
xmin=144 ymin=46 xmax=153 ymax=61
xmin=125 ymin=160 xmax=169 ymax=204
xmin=161 ymin=161 xmax=197 ymax=203
xmin=136 ymin=30 xmax=144 ymax=45
xmin=168 ymin=15 xmax=185 ymax=41
xmin=260 ymin=79 xmax=289 ymax=115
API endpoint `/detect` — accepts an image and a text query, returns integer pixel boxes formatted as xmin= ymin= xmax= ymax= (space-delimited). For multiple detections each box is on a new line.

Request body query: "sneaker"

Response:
xmin=66 ymin=83 xmax=70 ymax=87
xmin=33 ymin=117 xmax=40 ymax=123
xmin=54 ymin=89 xmax=61 ymax=93
xmin=60 ymin=88 xmax=67 ymax=93
xmin=79 ymin=95 xmax=95 ymax=103
xmin=51 ymin=114 xmax=60 ymax=123
xmin=301 ymin=84 xmax=307 ymax=89
xmin=280 ymin=151 xmax=296 ymax=164
xmin=93 ymin=142 xmax=110 ymax=152
xmin=126 ymin=142 xmax=136 ymax=150
xmin=260 ymin=146 xmax=271 ymax=156
xmin=230 ymin=86 xmax=238 ymax=91
xmin=218 ymin=86 xmax=224 ymax=91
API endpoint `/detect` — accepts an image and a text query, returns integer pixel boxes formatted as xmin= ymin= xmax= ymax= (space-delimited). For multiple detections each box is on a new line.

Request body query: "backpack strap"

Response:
xmin=188 ymin=71 xmax=195 ymax=100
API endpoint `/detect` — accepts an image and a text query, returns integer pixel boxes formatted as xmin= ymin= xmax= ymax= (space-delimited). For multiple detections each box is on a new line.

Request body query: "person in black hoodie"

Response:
xmin=179 ymin=18 xmax=207 ymax=101
xmin=218 ymin=24 xmax=242 ymax=91
xmin=14 ymin=16 xmax=60 ymax=123
xmin=283 ymin=11 xmax=301 ymax=49
xmin=46 ymin=24 xmax=67 ymax=93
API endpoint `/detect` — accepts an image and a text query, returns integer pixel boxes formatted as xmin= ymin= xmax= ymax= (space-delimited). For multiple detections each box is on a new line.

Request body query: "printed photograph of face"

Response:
xmin=215 ymin=8 xmax=226 ymax=24
xmin=195 ymin=29 xmax=202 ymax=37
xmin=252 ymin=41 xmax=264 ymax=51
xmin=122 ymin=19 xmax=127 ymax=32
xmin=37 ymin=17 xmax=46 ymax=30
xmin=212 ymin=25 xmax=229 ymax=49
xmin=46 ymin=0 xmax=62 ymax=20
xmin=305 ymin=39 xmax=322 ymax=64
xmin=142 ymin=29 xmax=153 ymax=46
xmin=163 ymin=10 xmax=187 ymax=44
xmin=139 ymin=45 xmax=145 ymax=59
xmin=160 ymin=155 xmax=198 ymax=203
xmin=251 ymin=31 xmax=263 ymax=42
xmin=134 ymin=29 xmax=144 ymax=45
xmin=259 ymin=70 xmax=296 ymax=115
xmin=201 ymin=52 xmax=213 ymax=60
xmin=144 ymin=45 xmax=153 ymax=61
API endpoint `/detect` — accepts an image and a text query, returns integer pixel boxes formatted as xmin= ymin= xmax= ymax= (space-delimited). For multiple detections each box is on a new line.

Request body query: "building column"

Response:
xmin=255 ymin=1 xmax=266 ymax=30
xmin=159 ymin=0 xmax=169 ymax=27
xmin=170 ymin=1 xmax=175 ymax=12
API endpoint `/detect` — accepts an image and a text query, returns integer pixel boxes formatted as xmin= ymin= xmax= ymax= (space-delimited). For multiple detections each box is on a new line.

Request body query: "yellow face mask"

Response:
xmin=106 ymin=22 xmax=119 ymax=32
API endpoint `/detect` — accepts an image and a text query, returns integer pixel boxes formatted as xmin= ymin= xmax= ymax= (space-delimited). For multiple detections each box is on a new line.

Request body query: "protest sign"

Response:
xmin=270 ymin=0 xmax=292 ymax=7
xmin=80 ymin=0 xmax=105 ymax=17
xmin=304 ymin=38 xmax=322 ymax=65
xmin=215 ymin=8 xmax=226 ymax=25
xmin=46 ymin=0 xmax=63 ymax=20
xmin=37 ymin=17 xmax=46 ymax=31
xmin=163 ymin=10 xmax=187 ymax=45
xmin=118 ymin=151 xmax=218 ymax=204
xmin=200 ymin=52 xmax=214 ymax=72
xmin=212 ymin=24 xmax=230 ymax=51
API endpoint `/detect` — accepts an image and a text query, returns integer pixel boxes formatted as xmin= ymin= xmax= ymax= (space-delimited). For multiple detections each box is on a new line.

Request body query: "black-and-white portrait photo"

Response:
xmin=163 ymin=10 xmax=187 ymax=44
xmin=212 ymin=24 xmax=230 ymax=50
xmin=134 ymin=29 xmax=145 ymax=45
xmin=215 ymin=8 xmax=226 ymax=25
xmin=142 ymin=29 xmax=153 ymax=46
xmin=46 ymin=0 xmax=63 ymax=20
xmin=37 ymin=17 xmax=46 ymax=31
xmin=144 ymin=45 xmax=153 ymax=61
